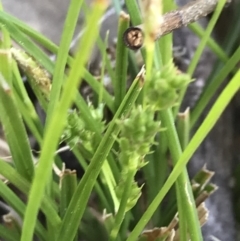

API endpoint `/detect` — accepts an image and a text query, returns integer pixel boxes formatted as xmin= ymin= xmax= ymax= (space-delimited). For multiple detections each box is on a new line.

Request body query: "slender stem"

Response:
xmin=160 ymin=109 xmax=203 ymax=241
xmin=109 ymin=169 xmax=136 ymax=241
xmin=177 ymin=108 xmax=190 ymax=150
xmin=114 ymin=12 xmax=129 ymax=110
xmin=46 ymin=0 xmax=84 ymax=127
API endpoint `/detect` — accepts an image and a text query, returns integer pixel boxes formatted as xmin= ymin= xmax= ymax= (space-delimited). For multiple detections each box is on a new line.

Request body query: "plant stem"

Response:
xmin=109 ymin=169 xmax=136 ymax=241
xmin=160 ymin=109 xmax=203 ymax=241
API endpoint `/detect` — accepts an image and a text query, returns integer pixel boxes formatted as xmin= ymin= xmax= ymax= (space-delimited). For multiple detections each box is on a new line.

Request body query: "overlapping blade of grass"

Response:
xmin=114 ymin=12 xmax=129 ymax=110
xmin=160 ymin=109 xmax=202 ymax=241
xmin=187 ymin=0 xmax=228 ymax=76
xmin=20 ymin=1 xmax=110 ymax=240
xmin=0 ymin=180 xmax=47 ymax=241
xmin=0 ymin=68 xmax=34 ymax=181
xmin=0 ymin=159 xmax=61 ymax=227
xmin=1 ymin=6 xmax=117 ymax=220
xmin=73 ymin=96 xmax=119 ymax=213
xmin=80 ymin=70 xmax=114 ymax=112
xmin=59 ymin=170 xmax=78 ymax=240
xmin=153 ymin=1 xmax=202 ymax=239
xmin=0 ymin=10 xmax=114 ymax=112
xmin=0 ymin=224 xmax=20 ymax=241
xmin=10 ymin=56 xmax=44 ymax=143
xmin=160 ymin=32 xmax=200 ymax=241
xmin=173 ymin=0 xmax=228 ymax=117
xmin=125 ymin=1 xmax=201 ymax=239
xmin=191 ymin=44 xmax=240 ymax=128
xmin=126 ymin=67 xmax=240 ymax=241
xmin=171 ymin=1 xmax=229 ymax=63
xmin=0 ymin=49 xmax=11 ymax=82
xmin=0 ymin=12 xmax=53 ymax=72
xmin=176 ymin=108 xmax=190 ymax=150
xmin=0 ymin=1 xmax=11 ymax=49
xmin=46 ymin=0 xmax=84 ymax=126
xmin=125 ymin=0 xmax=142 ymax=25
xmin=56 ymin=66 xmax=145 ymax=241
xmin=189 ymin=23 xmax=228 ymax=62
xmin=157 ymin=0 xmax=174 ymax=64
xmin=59 ymin=170 xmax=77 ymax=218
xmin=0 ymin=7 xmax=117 ymax=216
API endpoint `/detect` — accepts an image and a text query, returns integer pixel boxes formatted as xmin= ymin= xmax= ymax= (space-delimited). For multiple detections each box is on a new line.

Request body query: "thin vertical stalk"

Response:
xmin=46 ymin=0 xmax=84 ymax=126
xmin=160 ymin=109 xmax=202 ymax=241
xmin=114 ymin=12 xmax=129 ymax=110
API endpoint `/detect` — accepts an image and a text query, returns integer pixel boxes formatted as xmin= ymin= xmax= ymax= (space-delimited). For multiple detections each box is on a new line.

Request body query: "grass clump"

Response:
xmin=0 ymin=0 xmax=239 ymax=241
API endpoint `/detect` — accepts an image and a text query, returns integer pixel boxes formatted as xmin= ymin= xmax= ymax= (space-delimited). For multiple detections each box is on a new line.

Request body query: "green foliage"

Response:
xmin=0 ymin=0 xmax=239 ymax=241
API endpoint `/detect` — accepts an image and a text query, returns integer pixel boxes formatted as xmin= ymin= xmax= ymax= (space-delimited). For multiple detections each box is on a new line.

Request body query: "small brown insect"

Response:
xmin=124 ymin=0 xmax=231 ymax=50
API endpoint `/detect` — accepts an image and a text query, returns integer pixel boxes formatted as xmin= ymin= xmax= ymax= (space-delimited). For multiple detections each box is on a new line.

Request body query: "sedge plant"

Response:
xmin=0 ymin=0 xmax=239 ymax=241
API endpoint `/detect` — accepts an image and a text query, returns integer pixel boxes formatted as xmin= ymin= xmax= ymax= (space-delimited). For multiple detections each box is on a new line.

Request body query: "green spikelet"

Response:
xmin=146 ymin=62 xmax=192 ymax=110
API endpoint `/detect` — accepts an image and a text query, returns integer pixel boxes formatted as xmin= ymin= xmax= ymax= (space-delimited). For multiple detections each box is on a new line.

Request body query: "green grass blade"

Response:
xmin=173 ymin=0 xmax=227 ymax=117
xmin=20 ymin=1 xmax=109 ymax=240
xmin=176 ymin=108 xmax=190 ymax=149
xmin=96 ymin=36 xmax=116 ymax=88
xmin=111 ymin=0 xmax=122 ymax=14
xmin=156 ymin=1 xmax=201 ymax=238
xmin=72 ymin=148 xmax=114 ymax=212
xmin=125 ymin=0 xmax=142 ymax=25
xmin=114 ymin=12 xmax=129 ymax=109
xmin=56 ymin=67 xmax=145 ymax=241
xmin=73 ymin=95 xmax=119 ymax=212
xmin=109 ymin=169 xmax=136 ymax=241
xmin=58 ymin=170 xmax=78 ymax=241
xmin=82 ymin=70 xmax=114 ymax=112
xmin=157 ymin=0 xmax=174 ymax=64
xmin=59 ymin=170 xmax=77 ymax=218
xmin=0 ymin=224 xmax=21 ymax=241
xmin=0 ymin=180 xmax=47 ymax=241
xmin=0 ymin=12 xmax=53 ymax=73
xmin=0 ymin=10 xmax=57 ymax=53
xmin=0 ymin=10 xmax=115 ymax=113
xmin=160 ymin=109 xmax=202 ymax=241
xmin=0 ymin=2 xmax=11 ymax=49
xmin=191 ymin=44 xmax=240 ymax=128
xmin=46 ymin=0 xmax=84 ymax=126
xmin=0 ymin=49 xmax=12 ymax=84
xmin=188 ymin=23 xmax=228 ymax=62
xmin=0 ymin=75 xmax=34 ymax=181
xmin=126 ymin=68 xmax=240 ymax=241
xmin=11 ymin=61 xmax=44 ymax=144
xmin=187 ymin=0 xmax=227 ymax=76
xmin=0 ymin=159 xmax=61 ymax=227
